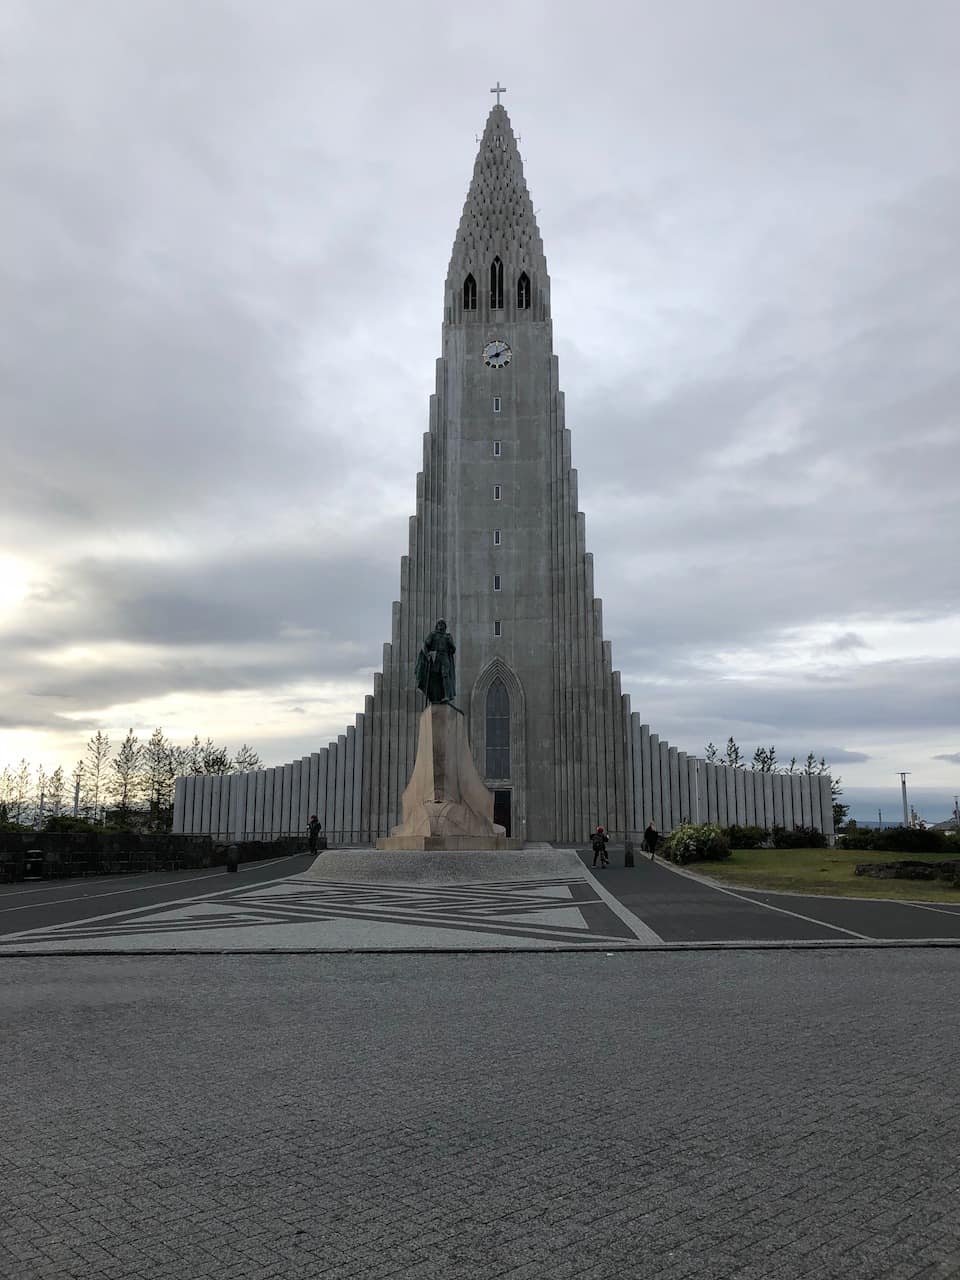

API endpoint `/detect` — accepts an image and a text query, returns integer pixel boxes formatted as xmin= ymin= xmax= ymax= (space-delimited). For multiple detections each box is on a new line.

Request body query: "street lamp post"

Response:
xmin=898 ymin=772 xmax=911 ymax=827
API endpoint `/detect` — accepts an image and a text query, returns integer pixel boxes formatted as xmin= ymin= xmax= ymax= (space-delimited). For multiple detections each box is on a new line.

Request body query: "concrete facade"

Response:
xmin=172 ymin=103 xmax=835 ymax=845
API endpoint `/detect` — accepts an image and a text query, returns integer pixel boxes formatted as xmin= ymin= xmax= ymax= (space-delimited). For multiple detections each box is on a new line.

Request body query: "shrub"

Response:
xmin=868 ymin=826 xmax=947 ymax=854
xmin=664 ymin=822 xmax=731 ymax=865
xmin=771 ymin=826 xmax=828 ymax=849
xmin=724 ymin=824 xmax=768 ymax=849
xmin=837 ymin=829 xmax=875 ymax=851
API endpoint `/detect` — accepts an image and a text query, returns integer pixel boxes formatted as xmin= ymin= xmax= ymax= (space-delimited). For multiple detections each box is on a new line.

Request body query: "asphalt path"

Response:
xmin=579 ymin=848 xmax=960 ymax=942
xmin=0 ymin=852 xmax=315 ymax=938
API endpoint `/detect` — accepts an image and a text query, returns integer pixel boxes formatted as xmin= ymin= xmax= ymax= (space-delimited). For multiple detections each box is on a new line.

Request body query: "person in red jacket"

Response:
xmin=591 ymin=825 xmax=609 ymax=867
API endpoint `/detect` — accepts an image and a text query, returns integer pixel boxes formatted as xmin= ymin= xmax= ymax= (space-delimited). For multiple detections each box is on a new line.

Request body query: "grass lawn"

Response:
xmin=686 ymin=846 xmax=960 ymax=902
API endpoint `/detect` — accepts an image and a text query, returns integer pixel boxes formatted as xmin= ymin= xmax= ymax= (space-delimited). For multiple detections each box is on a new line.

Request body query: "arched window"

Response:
xmin=517 ymin=271 xmax=531 ymax=309
xmin=485 ymin=678 xmax=510 ymax=778
xmin=490 ymin=257 xmax=504 ymax=310
xmin=463 ymin=273 xmax=477 ymax=311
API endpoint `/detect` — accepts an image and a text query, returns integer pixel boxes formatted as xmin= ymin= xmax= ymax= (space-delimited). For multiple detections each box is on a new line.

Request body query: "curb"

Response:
xmin=2 ymin=939 xmax=960 ymax=957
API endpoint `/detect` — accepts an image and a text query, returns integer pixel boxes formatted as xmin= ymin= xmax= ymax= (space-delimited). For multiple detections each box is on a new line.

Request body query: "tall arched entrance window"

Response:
xmin=517 ymin=271 xmax=531 ymax=309
xmin=485 ymin=679 xmax=510 ymax=779
xmin=472 ymin=660 xmax=526 ymax=840
xmin=463 ymin=273 xmax=477 ymax=310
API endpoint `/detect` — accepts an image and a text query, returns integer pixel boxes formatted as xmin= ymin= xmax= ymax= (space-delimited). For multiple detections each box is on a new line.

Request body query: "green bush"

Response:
xmin=837 ymin=829 xmax=875 ymax=850
xmin=724 ymin=824 xmax=768 ymax=849
xmin=868 ymin=826 xmax=947 ymax=854
xmin=771 ymin=826 xmax=828 ymax=849
xmin=664 ymin=822 xmax=731 ymax=864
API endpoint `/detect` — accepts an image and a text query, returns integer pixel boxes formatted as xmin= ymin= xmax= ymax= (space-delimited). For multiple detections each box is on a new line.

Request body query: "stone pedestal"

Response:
xmin=377 ymin=704 xmax=518 ymax=851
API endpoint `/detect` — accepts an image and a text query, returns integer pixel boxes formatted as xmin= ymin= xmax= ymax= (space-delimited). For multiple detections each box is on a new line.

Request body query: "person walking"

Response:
xmin=591 ymin=825 xmax=609 ymax=868
xmin=307 ymin=814 xmax=322 ymax=854
xmin=643 ymin=821 xmax=659 ymax=859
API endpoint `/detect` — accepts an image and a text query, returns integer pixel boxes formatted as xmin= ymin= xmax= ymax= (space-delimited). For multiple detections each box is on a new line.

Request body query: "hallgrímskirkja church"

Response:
xmin=173 ymin=97 xmax=834 ymax=845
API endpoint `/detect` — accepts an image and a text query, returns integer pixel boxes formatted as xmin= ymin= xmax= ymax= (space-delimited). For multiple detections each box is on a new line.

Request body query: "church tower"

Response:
xmin=364 ymin=99 xmax=632 ymax=842
xmin=172 ymin=98 xmax=835 ymax=847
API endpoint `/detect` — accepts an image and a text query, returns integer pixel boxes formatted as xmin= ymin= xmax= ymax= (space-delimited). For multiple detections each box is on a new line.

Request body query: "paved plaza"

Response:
xmin=3 ymin=948 xmax=960 ymax=1280
xmin=0 ymin=850 xmax=659 ymax=953
xmin=2 ymin=849 xmax=959 ymax=953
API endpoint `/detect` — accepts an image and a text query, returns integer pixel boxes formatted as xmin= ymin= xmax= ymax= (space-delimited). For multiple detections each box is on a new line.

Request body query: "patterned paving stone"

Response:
xmin=2 ymin=950 xmax=959 ymax=1279
xmin=0 ymin=851 xmax=662 ymax=952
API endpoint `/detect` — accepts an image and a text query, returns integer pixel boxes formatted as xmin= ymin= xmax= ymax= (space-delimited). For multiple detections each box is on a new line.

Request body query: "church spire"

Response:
xmin=445 ymin=104 xmax=549 ymax=322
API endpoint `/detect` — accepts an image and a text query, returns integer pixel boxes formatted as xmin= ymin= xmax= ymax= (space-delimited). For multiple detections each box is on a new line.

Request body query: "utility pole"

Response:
xmin=898 ymin=772 xmax=910 ymax=826
xmin=954 ymin=795 xmax=959 ymax=831
xmin=878 ymin=808 xmax=882 ymax=829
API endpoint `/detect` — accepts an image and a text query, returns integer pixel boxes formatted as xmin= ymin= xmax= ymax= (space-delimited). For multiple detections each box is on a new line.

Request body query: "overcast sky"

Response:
xmin=2 ymin=0 xmax=958 ymax=821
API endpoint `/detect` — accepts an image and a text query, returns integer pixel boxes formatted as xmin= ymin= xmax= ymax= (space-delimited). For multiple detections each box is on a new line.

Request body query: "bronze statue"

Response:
xmin=415 ymin=619 xmax=457 ymax=704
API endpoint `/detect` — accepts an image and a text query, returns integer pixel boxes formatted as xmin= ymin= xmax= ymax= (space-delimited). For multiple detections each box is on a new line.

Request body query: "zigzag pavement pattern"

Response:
xmin=0 ymin=848 xmax=663 ymax=953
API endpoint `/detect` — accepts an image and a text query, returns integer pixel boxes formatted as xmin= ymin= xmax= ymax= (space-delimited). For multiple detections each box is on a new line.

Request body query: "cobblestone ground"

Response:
xmin=3 ymin=950 xmax=959 ymax=1280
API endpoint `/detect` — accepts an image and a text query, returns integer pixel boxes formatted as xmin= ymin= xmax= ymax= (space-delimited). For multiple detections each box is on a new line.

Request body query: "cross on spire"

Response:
xmin=490 ymin=81 xmax=506 ymax=106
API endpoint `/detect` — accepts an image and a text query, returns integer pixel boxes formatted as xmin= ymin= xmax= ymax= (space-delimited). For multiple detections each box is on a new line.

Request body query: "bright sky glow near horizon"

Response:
xmin=1 ymin=0 xmax=959 ymax=821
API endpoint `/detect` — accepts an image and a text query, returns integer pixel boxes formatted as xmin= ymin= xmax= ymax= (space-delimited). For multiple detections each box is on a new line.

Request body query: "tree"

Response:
xmin=71 ymin=760 xmax=86 ymax=818
xmin=233 ymin=743 xmax=261 ymax=772
xmin=110 ymin=729 xmax=142 ymax=824
xmin=34 ymin=766 xmax=48 ymax=828
xmin=183 ymin=736 xmax=205 ymax=775
xmin=829 ymin=771 xmax=848 ymax=828
xmin=11 ymin=758 xmax=31 ymax=824
xmin=752 ymin=745 xmax=778 ymax=772
xmin=84 ymin=731 xmax=111 ymax=822
xmin=140 ymin=728 xmax=177 ymax=830
xmin=724 ymin=737 xmax=743 ymax=769
xmin=200 ymin=741 xmax=232 ymax=774
xmin=47 ymin=766 xmax=66 ymax=818
xmin=704 ymin=742 xmax=719 ymax=764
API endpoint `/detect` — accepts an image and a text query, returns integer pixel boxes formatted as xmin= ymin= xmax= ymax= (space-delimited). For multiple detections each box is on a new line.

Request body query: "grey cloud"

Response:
xmin=933 ymin=752 xmax=960 ymax=765
xmin=608 ymin=657 xmax=960 ymax=762
xmin=2 ymin=1 xmax=959 ymax=782
xmin=817 ymin=749 xmax=871 ymax=765
xmin=823 ymin=634 xmax=870 ymax=654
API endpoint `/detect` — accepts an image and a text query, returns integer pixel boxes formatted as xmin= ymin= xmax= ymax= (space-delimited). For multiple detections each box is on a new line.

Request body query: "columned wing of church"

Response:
xmin=172 ymin=104 xmax=834 ymax=846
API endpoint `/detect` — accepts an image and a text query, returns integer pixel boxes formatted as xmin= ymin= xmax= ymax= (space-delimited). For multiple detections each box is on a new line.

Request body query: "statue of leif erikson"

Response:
xmin=414 ymin=619 xmax=456 ymax=704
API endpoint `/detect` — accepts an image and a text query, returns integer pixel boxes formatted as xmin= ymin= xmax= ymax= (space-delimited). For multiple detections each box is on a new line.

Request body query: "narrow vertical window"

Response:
xmin=517 ymin=271 xmax=531 ymax=309
xmin=494 ymin=620 xmax=502 ymax=637
xmin=463 ymin=273 xmax=477 ymax=310
xmin=493 ymin=484 xmax=501 ymax=501
xmin=485 ymin=678 xmax=510 ymax=777
xmin=493 ymin=396 xmax=501 ymax=413
xmin=493 ymin=440 xmax=501 ymax=457
xmin=494 ymin=529 xmax=501 ymax=545
xmin=490 ymin=256 xmax=504 ymax=309
xmin=493 ymin=574 xmax=501 ymax=591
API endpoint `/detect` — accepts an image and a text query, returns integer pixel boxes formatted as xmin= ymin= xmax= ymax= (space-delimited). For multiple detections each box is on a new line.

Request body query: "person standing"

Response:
xmin=591 ymin=825 xmax=609 ymax=868
xmin=307 ymin=814 xmax=322 ymax=854
xmin=643 ymin=821 xmax=659 ymax=859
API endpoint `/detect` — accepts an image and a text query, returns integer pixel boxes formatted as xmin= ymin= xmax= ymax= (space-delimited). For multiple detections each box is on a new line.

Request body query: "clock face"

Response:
xmin=482 ymin=339 xmax=512 ymax=369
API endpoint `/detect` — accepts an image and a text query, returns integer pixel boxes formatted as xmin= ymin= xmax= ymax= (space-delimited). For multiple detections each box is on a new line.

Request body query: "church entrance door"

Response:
xmin=494 ymin=790 xmax=512 ymax=836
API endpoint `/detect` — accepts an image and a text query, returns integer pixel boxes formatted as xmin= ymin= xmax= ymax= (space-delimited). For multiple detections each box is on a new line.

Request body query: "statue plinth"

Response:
xmin=376 ymin=704 xmax=519 ymax=851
